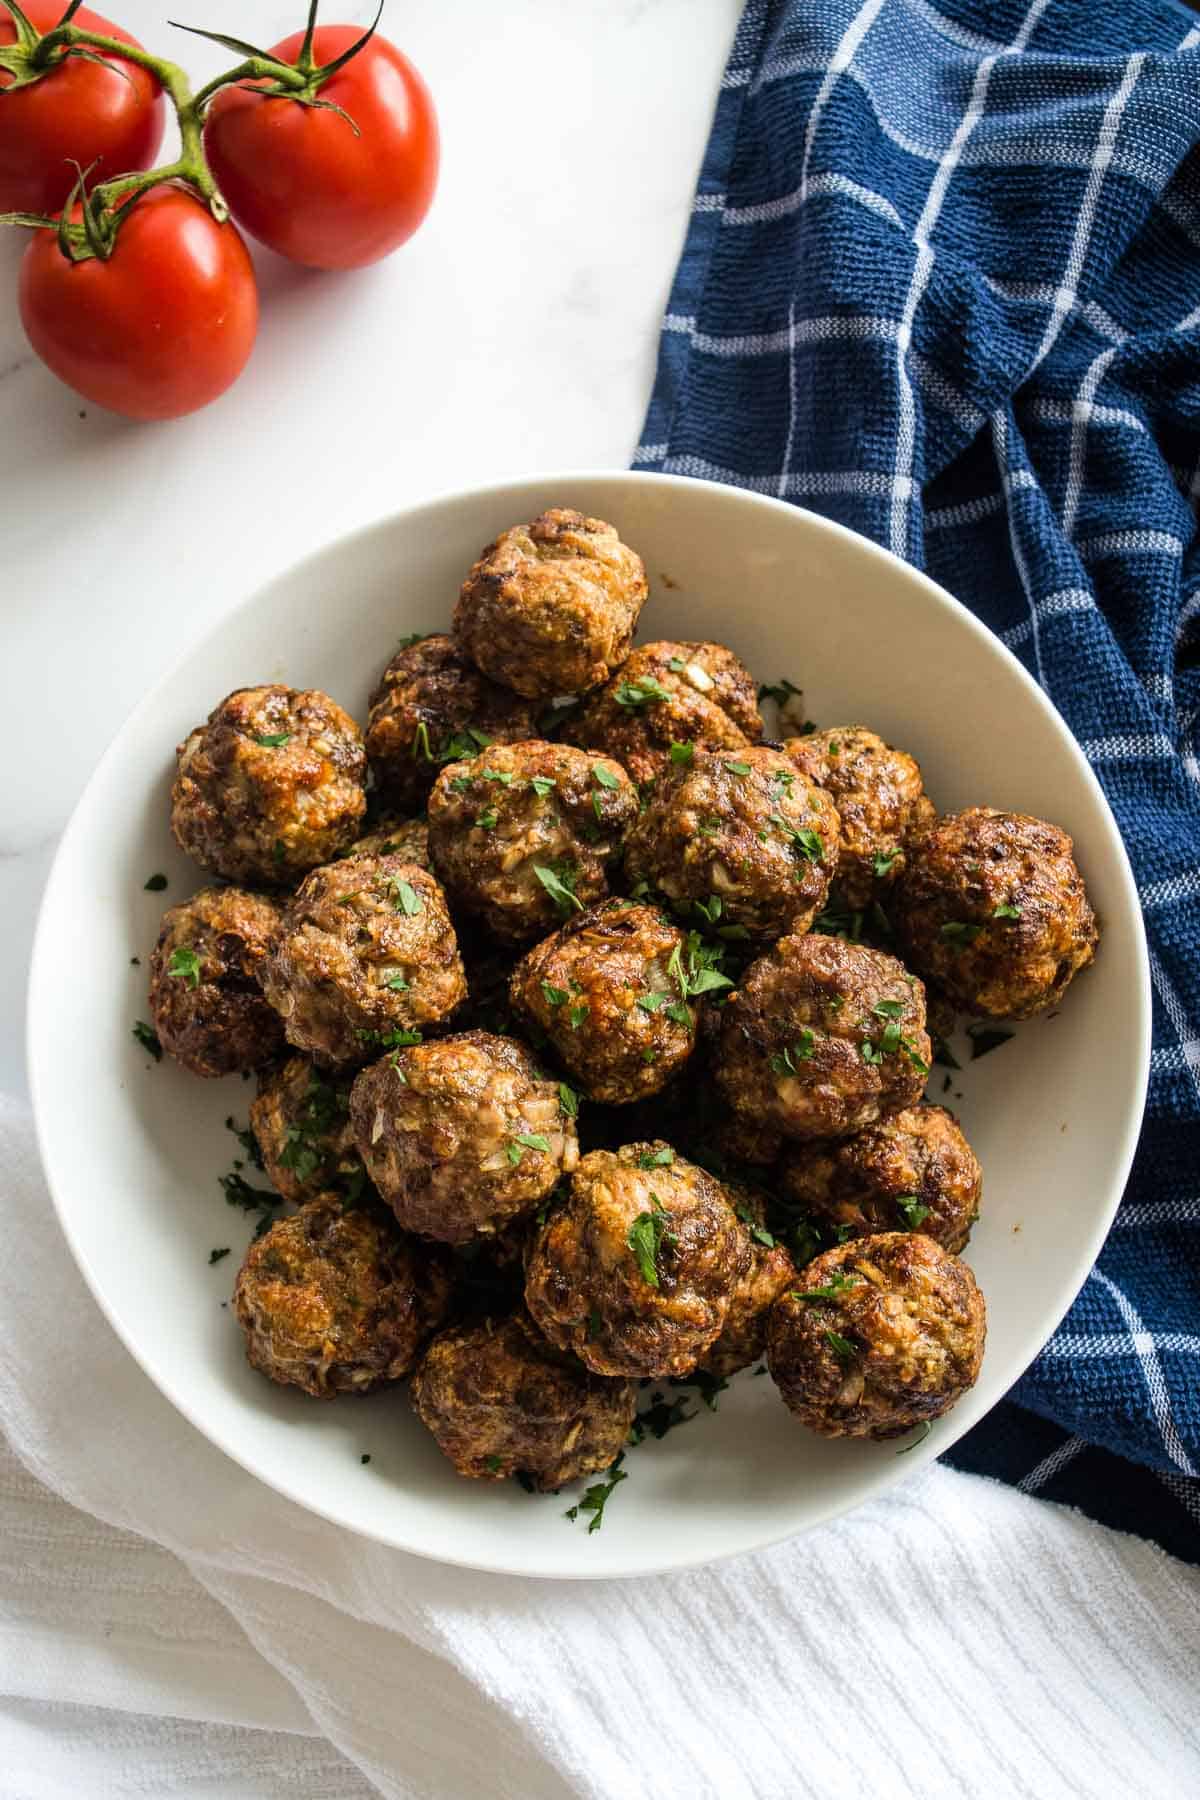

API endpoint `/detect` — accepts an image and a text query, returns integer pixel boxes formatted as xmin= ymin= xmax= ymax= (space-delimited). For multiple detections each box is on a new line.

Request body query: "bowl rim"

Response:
xmin=26 ymin=467 xmax=1153 ymax=1577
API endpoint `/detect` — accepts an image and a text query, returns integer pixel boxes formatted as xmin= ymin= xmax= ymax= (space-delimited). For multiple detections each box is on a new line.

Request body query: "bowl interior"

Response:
xmin=27 ymin=472 xmax=1149 ymax=1578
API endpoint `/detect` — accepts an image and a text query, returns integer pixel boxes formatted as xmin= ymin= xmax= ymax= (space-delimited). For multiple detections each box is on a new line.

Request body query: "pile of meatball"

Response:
xmin=147 ymin=506 xmax=1100 ymax=1495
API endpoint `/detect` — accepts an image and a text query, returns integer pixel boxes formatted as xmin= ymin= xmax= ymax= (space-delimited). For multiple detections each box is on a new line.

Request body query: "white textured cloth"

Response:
xmin=2 ymin=1089 xmax=1199 ymax=1799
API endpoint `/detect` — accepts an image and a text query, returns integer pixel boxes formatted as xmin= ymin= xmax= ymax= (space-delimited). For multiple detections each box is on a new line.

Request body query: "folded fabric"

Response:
xmin=635 ymin=0 xmax=1200 ymax=1551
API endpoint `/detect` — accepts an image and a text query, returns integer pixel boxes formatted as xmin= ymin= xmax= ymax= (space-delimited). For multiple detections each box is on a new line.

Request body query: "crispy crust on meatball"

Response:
xmin=233 ymin=1195 xmax=453 ymax=1398
xmin=893 ymin=807 xmax=1099 ymax=1019
xmin=714 ymin=934 xmax=931 ymax=1142
xmin=349 ymin=1031 xmax=578 ymax=1243
xmin=767 ymin=1231 xmax=985 ymax=1439
xmin=411 ymin=1312 xmax=636 ymax=1488
xmin=779 ymin=1104 xmax=981 ymax=1254
xmin=364 ymin=634 xmax=538 ymax=811
xmin=454 ymin=509 xmax=647 ymax=699
xmin=249 ymin=1057 xmax=365 ymax=1205
xmin=700 ymin=1187 xmax=797 ymax=1380
xmin=171 ymin=685 xmax=366 ymax=886
xmin=568 ymin=641 xmax=763 ymax=786
xmin=258 ymin=856 xmax=466 ymax=1066
xmin=347 ymin=813 xmax=431 ymax=867
xmin=149 ymin=886 xmax=284 ymax=1077
xmin=524 ymin=1142 xmax=752 ymax=1378
xmin=623 ymin=746 xmax=840 ymax=942
xmin=509 ymin=901 xmax=700 ymax=1104
xmin=427 ymin=740 xmax=638 ymax=945
xmin=784 ymin=727 xmax=935 ymax=910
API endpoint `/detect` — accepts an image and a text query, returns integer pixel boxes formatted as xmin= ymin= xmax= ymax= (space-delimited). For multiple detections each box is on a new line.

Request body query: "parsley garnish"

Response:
xmin=637 ymin=990 xmax=668 ymax=1013
xmin=629 ymin=1393 xmax=696 ymax=1444
xmin=530 ymin=776 xmax=557 ymax=798
xmin=389 ymin=877 xmax=423 ymax=916
xmin=757 ymin=677 xmax=802 ymax=705
xmin=592 ymin=764 xmax=620 ymax=791
xmin=558 ymin=1082 xmax=580 ymax=1118
xmin=482 ymin=769 xmax=514 ymax=787
xmin=873 ymin=848 xmax=900 ymax=878
xmin=564 ymin=1453 xmax=627 ymax=1533
xmin=477 ymin=807 xmax=499 ymax=830
xmin=627 ymin=1193 xmax=676 ymax=1287
xmin=208 ymin=1246 xmax=231 ymax=1265
xmin=225 ymin=1116 xmax=264 ymax=1169
xmin=220 ymin=1170 xmax=280 ymax=1239
xmin=794 ymin=1273 xmax=860 ymax=1302
xmin=383 ymin=973 xmax=411 ymax=991
xmin=568 ymin=1002 xmax=589 ymax=1030
xmin=828 ymin=739 xmax=841 ymax=756
xmin=485 ymin=1454 xmax=504 ymax=1473
xmin=541 ymin=981 xmax=568 ymax=1007
xmin=356 ymin=1026 xmax=423 ymax=1049
xmin=993 ymin=903 xmax=1022 ymax=920
xmin=410 ymin=721 xmax=434 ymax=762
xmin=724 ymin=759 xmax=753 ymax=777
xmin=614 ymin=676 xmax=671 ymax=708
xmin=167 ymin=946 xmax=202 ymax=988
xmin=734 ymin=1203 xmax=776 ymax=1248
xmin=669 ymin=741 xmax=694 ymax=766
xmin=534 ymin=862 xmax=583 ymax=916
xmin=254 ymin=732 xmax=291 ymax=748
xmin=143 ymin=872 xmax=167 ymax=892
xmin=897 ymin=1195 xmax=932 ymax=1229
xmin=873 ymin=999 xmax=904 ymax=1019
xmin=770 ymin=1032 xmax=815 ymax=1075
xmin=132 ymin=1021 xmax=162 ymax=1062
xmin=940 ymin=921 xmax=982 ymax=946
xmin=514 ymin=1132 xmax=551 ymax=1154
xmin=825 ymin=1330 xmax=857 ymax=1364
xmin=668 ymin=656 xmax=687 ymax=673
xmin=636 ymin=1146 xmax=674 ymax=1170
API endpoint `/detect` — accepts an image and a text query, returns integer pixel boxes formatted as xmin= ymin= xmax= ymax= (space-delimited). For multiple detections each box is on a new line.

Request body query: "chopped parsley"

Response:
xmin=534 ymin=862 xmax=583 ymax=916
xmin=512 ymin=1131 xmax=552 ymax=1155
xmin=482 ymin=769 xmax=515 ymax=787
xmin=558 ymin=1082 xmax=580 ymax=1119
xmin=635 ymin=1146 xmax=674 ymax=1170
xmin=666 ymin=933 xmax=734 ymax=1005
xmin=993 ymin=902 xmax=1022 ymax=920
xmin=167 ymin=946 xmax=202 ymax=988
xmin=530 ymin=775 xmax=557 ymax=798
xmin=825 ymin=1329 xmax=857 ymax=1364
xmin=485 ymin=1454 xmax=504 ymax=1473
xmin=476 ymin=807 xmax=499 ymax=830
xmin=568 ymin=1002 xmax=589 ymax=1030
xmin=383 ymin=973 xmax=411 ymax=991
xmin=637 ymin=990 xmax=668 ymax=1013
xmin=564 ymin=1453 xmax=627 ymax=1532
xmin=630 ymin=1392 xmax=696 ymax=1444
xmin=225 ymin=1116 xmax=264 ymax=1169
xmin=143 ymin=872 xmax=167 ymax=892
xmin=669 ymin=741 xmax=694 ymax=766
xmin=668 ymin=656 xmax=687 ymax=672
xmin=254 ymin=732 xmax=291 ymax=748
xmin=827 ymin=738 xmax=841 ymax=756
xmin=614 ymin=676 xmax=672 ymax=708
xmin=389 ymin=877 xmax=423 ymax=916
xmin=541 ymin=981 xmax=569 ymax=1008
xmin=897 ymin=1195 xmax=932 ymax=1230
xmin=873 ymin=848 xmax=900 ymax=878
xmin=770 ymin=1032 xmax=815 ymax=1075
xmin=734 ymin=1203 xmax=776 ymax=1248
xmin=220 ymin=1169 xmax=280 ymax=1239
xmin=724 ymin=759 xmax=753 ymax=777
xmin=627 ymin=1192 xmax=676 ymax=1288
xmin=757 ymin=677 xmax=803 ymax=706
xmin=940 ymin=921 xmax=982 ymax=947
xmin=592 ymin=764 xmax=620 ymax=790
xmin=439 ymin=727 xmax=493 ymax=763
xmin=356 ymin=1026 xmax=423 ymax=1049
xmin=794 ymin=1272 xmax=860 ymax=1302
xmin=873 ymin=998 xmax=904 ymax=1020
xmin=132 ymin=1021 xmax=162 ymax=1062
xmin=208 ymin=1246 xmax=231 ymax=1264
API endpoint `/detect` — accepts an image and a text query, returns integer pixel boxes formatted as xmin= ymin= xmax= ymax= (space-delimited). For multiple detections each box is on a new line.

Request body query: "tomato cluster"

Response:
xmin=0 ymin=2 xmax=438 ymax=419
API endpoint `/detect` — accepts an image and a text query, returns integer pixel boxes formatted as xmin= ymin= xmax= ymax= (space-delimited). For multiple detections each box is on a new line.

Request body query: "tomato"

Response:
xmin=203 ymin=24 xmax=438 ymax=271
xmin=0 ymin=0 xmax=165 ymax=214
xmin=18 ymin=185 xmax=258 ymax=419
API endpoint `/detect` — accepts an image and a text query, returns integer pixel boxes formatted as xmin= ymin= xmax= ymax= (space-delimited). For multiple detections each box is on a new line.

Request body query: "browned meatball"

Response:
xmin=349 ymin=1031 xmax=578 ymax=1243
xmin=567 ymin=641 xmax=763 ymax=786
xmin=454 ymin=509 xmax=647 ymax=699
xmin=148 ymin=886 xmax=284 ymax=1077
xmin=714 ymin=933 xmax=931 ymax=1142
xmin=427 ymin=740 xmax=638 ymax=946
xmin=364 ymin=634 xmax=538 ymax=812
xmin=767 ymin=1231 xmax=986 ymax=1439
xmin=623 ymin=746 xmax=840 ymax=942
xmin=525 ymin=1143 xmax=751 ymax=1378
xmin=784 ymin=727 xmax=935 ymax=910
xmin=249 ymin=1058 xmax=365 ymax=1205
xmin=233 ymin=1195 xmax=453 ymax=1398
xmin=509 ymin=901 xmax=714 ymax=1104
xmin=700 ymin=1187 xmax=796 ymax=1380
xmin=346 ymin=813 xmax=431 ymax=867
xmin=411 ymin=1311 xmax=636 ymax=1488
xmin=171 ymin=685 xmax=366 ymax=886
xmin=258 ymin=855 xmax=466 ymax=1066
xmin=779 ymin=1104 xmax=981 ymax=1254
xmin=893 ymin=807 xmax=1099 ymax=1019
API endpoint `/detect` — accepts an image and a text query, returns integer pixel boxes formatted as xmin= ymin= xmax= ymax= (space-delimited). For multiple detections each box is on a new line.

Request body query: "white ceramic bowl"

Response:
xmin=28 ymin=472 xmax=1150 ymax=1578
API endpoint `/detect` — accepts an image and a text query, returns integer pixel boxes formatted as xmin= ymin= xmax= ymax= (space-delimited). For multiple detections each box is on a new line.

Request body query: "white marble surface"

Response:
xmin=0 ymin=0 xmax=743 ymax=1097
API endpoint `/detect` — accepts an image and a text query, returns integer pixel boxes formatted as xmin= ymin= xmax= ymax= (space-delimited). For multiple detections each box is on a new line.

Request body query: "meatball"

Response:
xmin=568 ymin=641 xmax=763 ymax=787
xmin=767 ymin=1231 xmax=986 ymax=1439
xmin=347 ymin=813 xmax=431 ymax=867
xmin=349 ymin=1031 xmax=578 ymax=1243
xmin=784 ymin=727 xmax=935 ymax=910
xmin=623 ymin=746 xmax=840 ymax=942
xmin=700 ymin=1187 xmax=796 ymax=1380
xmin=779 ymin=1104 xmax=981 ymax=1254
xmin=893 ymin=807 xmax=1099 ymax=1019
xmin=524 ymin=1142 xmax=751 ymax=1378
xmin=233 ymin=1195 xmax=453 ymax=1398
xmin=411 ymin=1311 xmax=636 ymax=1488
xmin=249 ymin=1057 xmax=365 ymax=1204
xmin=454 ymin=508 xmax=647 ymax=698
xmin=364 ymin=634 xmax=538 ymax=811
xmin=509 ymin=901 xmax=706 ymax=1104
xmin=258 ymin=855 xmax=466 ymax=1066
xmin=148 ymin=886 xmax=284 ymax=1077
xmin=714 ymin=933 xmax=931 ymax=1142
xmin=171 ymin=685 xmax=366 ymax=886
xmin=427 ymin=740 xmax=638 ymax=946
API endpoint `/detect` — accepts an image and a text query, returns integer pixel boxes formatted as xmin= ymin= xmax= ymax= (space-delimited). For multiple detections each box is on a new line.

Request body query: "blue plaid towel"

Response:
xmin=636 ymin=0 xmax=1200 ymax=1560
